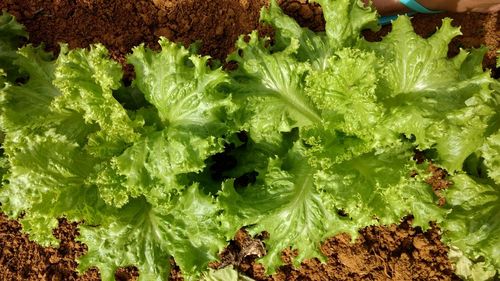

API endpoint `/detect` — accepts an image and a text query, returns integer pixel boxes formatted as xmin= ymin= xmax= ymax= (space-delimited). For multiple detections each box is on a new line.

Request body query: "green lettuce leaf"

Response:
xmin=442 ymin=174 xmax=500 ymax=275
xmin=201 ymin=266 xmax=255 ymax=281
xmin=1 ymin=1 xmax=499 ymax=279
xmin=101 ymin=129 xmax=222 ymax=207
xmin=92 ymin=39 xmax=233 ymax=208
xmin=0 ymin=45 xmax=60 ymax=132
xmin=260 ymin=0 xmax=331 ymax=66
xmin=363 ymin=17 xmax=497 ymax=172
xmin=261 ymin=0 xmax=378 ymax=70
xmin=481 ymin=130 xmax=500 ymax=184
xmin=313 ymin=0 xmax=378 ymax=48
xmin=0 ymin=11 xmax=27 ymax=81
xmin=448 ymin=246 xmax=497 ymax=281
xmin=304 ymin=47 xmax=391 ymax=151
xmin=79 ymin=187 xmax=226 ymax=281
xmin=226 ymin=31 xmax=320 ymax=145
xmin=0 ymin=129 xmax=106 ymax=245
xmin=224 ymin=2 xmax=498 ymax=275
xmin=128 ymin=39 xmax=232 ymax=132
xmin=0 ymin=37 xmax=233 ymax=279
xmin=218 ymin=143 xmax=341 ymax=270
xmin=219 ymin=141 xmax=443 ymax=272
xmin=52 ymin=44 xmax=139 ymax=156
xmin=0 ymin=45 xmax=102 ymax=245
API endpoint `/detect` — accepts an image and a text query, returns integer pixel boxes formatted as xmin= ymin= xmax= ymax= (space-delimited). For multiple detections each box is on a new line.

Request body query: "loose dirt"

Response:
xmin=0 ymin=0 xmax=498 ymax=280
xmin=1 ymin=214 xmax=458 ymax=281
xmin=209 ymin=218 xmax=459 ymax=281
xmin=0 ymin=0 xmax=267 ymax=62
xmin=0 ymin=0 xmax=498 ymax=69
xmin=0 ymin=213 xmax=140 ymax=281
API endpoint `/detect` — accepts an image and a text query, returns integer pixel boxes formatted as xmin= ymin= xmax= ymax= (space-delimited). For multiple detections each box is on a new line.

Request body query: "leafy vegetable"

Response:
xmin=0 ymin=40 xmax=231 ymax=280
xmin=0 ymin=0 xmax=499 ymax=280
xmin=449 ymin=246 xmax=497 ymax=281
xmin=0 ymin=11 xmax=27 ymax=84
xmin=201 ymin=266 xmax=255 ymax=281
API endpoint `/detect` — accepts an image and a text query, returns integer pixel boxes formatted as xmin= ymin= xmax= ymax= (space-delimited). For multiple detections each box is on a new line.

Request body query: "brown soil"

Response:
xmin=0 ymin=0 xmax=498 ymax=69
xmin=1 ymin=213 xmax=459 ymax=281
xmin=0 ymin=0 xmax=267 ymax=62
xmin=425 ymin=164 xmax=453 ymax=207
xmin=0 ymin=214 xmax=140 ymax=281
xmin=0 ymin=0 xmax=498 ymax=280
xmin=213 ymin=218 xmax=460 ymax=281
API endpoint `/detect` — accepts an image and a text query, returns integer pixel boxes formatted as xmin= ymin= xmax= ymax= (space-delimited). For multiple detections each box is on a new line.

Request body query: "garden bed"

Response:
xmin=0 ymin=0 xmax=498 ymax=280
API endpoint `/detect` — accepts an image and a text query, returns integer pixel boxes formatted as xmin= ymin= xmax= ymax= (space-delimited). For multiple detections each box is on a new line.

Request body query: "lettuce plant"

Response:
xmin=0 ymin=0 xmax=499 ymax=280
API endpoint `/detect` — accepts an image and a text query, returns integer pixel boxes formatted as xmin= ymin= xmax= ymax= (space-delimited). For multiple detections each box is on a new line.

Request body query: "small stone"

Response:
xmin=154 ymin=27 xmax=174 ymax=38
xmin=240 ymin=0 xmax=249 ymax=10
xmin=412 ymin=236 xmax=427 ymax=250
xmin=48 ymin=255 xmax=60 ymax=264
xmin=216 ymin=25 xmax=225 ymax=36
xmin=152 ymin=0 xmax=164 ymax=9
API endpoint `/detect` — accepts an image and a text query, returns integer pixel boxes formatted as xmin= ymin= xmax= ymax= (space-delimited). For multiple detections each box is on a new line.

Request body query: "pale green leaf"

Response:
xmin=480 ymin=131 xmax=500 ymax=184
xmin=128 ymin=38 xmax=232 ymax=133
xmin=0 ymin=11 xmax=28 ymax=80
xmin=79 ymin=186 xmax=226 ymax=281
xmin=442 ymin=174 xmax=500 ymax=273
xmin=201 ymin=266 xmax=255 ymax=281
xmin=313 ymin=0 xmax=378 ymax=48
xmin=448 ymin=246 xmax=497 ymax=281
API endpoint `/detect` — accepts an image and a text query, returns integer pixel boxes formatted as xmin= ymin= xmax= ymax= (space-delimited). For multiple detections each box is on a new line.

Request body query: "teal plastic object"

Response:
xmin=399 ymin=0 xmax=442 ymax=14
xmin=379 ymin=0 xmax=442 ymax=25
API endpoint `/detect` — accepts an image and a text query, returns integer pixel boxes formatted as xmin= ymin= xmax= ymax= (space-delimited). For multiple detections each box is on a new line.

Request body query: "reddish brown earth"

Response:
xmin=0 ymin=0 xmax=267 ymax=62
xmin=0 ymin=0 xmax=498 ymax=69
xmin=1 ymin=214 xmax=458 ymax=281
xmin=209 ymin=219 xmax=459 ymax=281
xmin=0 ymin=214 xmax=140 ymax=280
xmin=0 ymin=0 xmax=498 ymax=280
